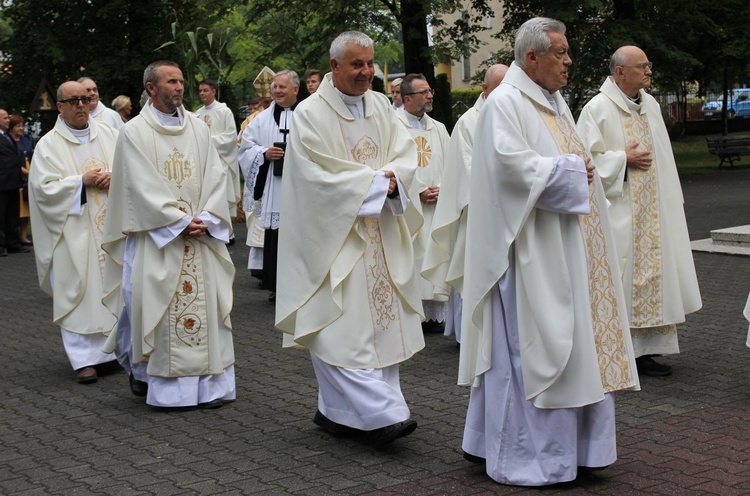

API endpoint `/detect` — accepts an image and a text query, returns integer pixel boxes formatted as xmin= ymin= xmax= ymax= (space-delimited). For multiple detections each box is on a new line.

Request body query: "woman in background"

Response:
xmin=9 ymin=115 xmax=33 ymax=246
xmin=111 ymin=95 xmax=132 ymax=123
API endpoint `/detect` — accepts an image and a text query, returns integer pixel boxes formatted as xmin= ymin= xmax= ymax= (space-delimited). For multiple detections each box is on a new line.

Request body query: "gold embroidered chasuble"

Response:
xmin=276 ymin=74 xmax=425 ymax=369
xmin=396 ymin=109 xmax=450 ymax=303
xmin=29 ymin=117 xmax=118 ymax=334
xmin=458 ymin=63 xmax=638 ymax=407
xmin=102 ymin=102 xmax=235 ymax=378
xmin=539 ymin=109 xmax=636 ymax=394
xmin=577 ymin=77 xmax=701 ymax=355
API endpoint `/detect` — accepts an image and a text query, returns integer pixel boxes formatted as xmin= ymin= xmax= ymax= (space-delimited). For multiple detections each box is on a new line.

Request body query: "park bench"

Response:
xmin=706 ymin=135 xmax=750 ymax=168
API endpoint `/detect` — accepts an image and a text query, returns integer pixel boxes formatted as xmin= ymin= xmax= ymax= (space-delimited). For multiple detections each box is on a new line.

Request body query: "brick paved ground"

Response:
xmin=1 ymin=167 xmax=750 ymax=495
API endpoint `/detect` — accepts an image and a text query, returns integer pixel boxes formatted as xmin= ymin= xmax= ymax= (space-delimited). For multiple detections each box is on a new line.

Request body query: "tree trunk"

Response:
xmin=400 ymin=0 xmax=434 ymax=85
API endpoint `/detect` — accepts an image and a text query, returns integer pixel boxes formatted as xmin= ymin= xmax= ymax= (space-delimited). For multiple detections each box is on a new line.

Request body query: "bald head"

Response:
xmin=482 ymin=64 xmax=509 ymax=98
xmin=56 ymin=81 xmax=90 ymax=129
xmin=609 ymin=45 xmax=653 ymax=97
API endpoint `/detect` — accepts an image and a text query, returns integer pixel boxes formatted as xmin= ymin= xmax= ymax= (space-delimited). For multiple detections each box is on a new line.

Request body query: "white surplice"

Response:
xmin=396 ymin=107 xmax=450 ymax=322
xmin=460 ymin=63 xmax=638 ymax=485
xmin=577 ymin=77 xmax=702 ymax=357
xmin=195 ymin=101 xmax=242 ymax=217
xmin=102 ymin=100 xmax=236 ymax=407
xmin=238 ymin=102 xmax=294 ymax=230
xmin=29 ymin=116 xmax=119 ymax=369
xmin=276 ymin=74 xmax=425 ymax=429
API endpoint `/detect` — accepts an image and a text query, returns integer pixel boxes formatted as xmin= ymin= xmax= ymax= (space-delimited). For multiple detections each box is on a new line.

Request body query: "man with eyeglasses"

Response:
xmin=396 ymin=73 xmax=450 ymax=333
xmin=77 ymin=77 xmax=124 ymax=131
xmin=28 ymin=80 xmax=120 ymax=384
xmin=578 ymin=45 xmax=702 ymax=378
xmin=459 ymin=18 xmax=638 ymax=485
xmin=102 ymin=61 xmax=236 ymax=409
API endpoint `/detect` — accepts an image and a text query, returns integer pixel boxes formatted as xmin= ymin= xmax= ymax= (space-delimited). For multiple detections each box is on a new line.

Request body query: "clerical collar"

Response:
xmin=539 ymin=87 xmax=559 ymax=115
xmin=614 ymin=82 xmax=643 ymax=109
xmin=62 ymin=119 xmax=91 ymax=144
xmin=150 ymin=104 xmax=183 ymax=127
xmin=331 ymin=79 xmax=366 ymax=120
xmin=204 ymin=100 xmax=219 ymax=110
xmin=273 ymin=102 xmax=297 ymax=127
xmin=404 ymin=109 xmax=427 ymax=130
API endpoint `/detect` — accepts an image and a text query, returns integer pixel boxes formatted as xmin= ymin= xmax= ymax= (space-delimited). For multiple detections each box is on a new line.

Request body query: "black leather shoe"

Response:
xmin=268 ymin=292 xmax=276 ymax=303
xmin=129 ymin=373 xmax=148 ymax=396
xmin=313 ymin=410 xmax=363 ymax=438
xmin=366 ymin=419 xmax=417 ymax=447
xmin=463 ymin=451 xmax=486 ymax=465
xmin=197 ymin=399 xmax=226 ymax=409
xmin=8 ymin=245 xmax=31 ymax=254
xmin=636 ymin=356 xmax=672 ymax=377
xmin=0 ymin=247 xmax=7 ymax=257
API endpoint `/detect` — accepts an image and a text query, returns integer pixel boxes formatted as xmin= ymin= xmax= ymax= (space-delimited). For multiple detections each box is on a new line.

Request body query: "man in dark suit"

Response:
xmin=0 ymin=108 xmax=29 ymax=256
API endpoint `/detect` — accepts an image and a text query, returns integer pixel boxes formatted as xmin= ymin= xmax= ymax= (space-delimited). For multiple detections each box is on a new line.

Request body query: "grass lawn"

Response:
xmin=672 ymin=133 xmax=750 ymax=175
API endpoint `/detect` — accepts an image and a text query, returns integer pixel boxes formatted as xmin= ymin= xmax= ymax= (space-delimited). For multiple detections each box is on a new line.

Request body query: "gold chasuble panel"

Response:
xmin=70 ymin=141 xmax=110 ymax=278
xmin=623 ymin=112 xmax=665 ymax=327
xmin=162 ymin=146 xmax=211 ymax=374
xmin=338 ymin=117 xmax=403 ymax=342
xmin=539 ymin=109 xmax=634 ymax=393
xmin=415 ymin=136 xmax=432 ymax=168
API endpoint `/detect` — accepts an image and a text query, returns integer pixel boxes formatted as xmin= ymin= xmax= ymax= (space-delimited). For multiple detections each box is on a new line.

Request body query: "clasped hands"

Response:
xmin=82 ymin=168 xmax=110 ymax=190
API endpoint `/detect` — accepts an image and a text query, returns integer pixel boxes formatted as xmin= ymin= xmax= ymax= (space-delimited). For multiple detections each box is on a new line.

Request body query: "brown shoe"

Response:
xmin=75 ymin=367 xmax=98 ymax=384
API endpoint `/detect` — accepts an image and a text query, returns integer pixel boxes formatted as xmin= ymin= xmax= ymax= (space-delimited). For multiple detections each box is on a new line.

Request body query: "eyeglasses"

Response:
xmin=623 ymin=62 xmax=653 ymax=70
xmin=405 ymin=88 xmax=435 ymax=97
xmin=59 ymin=96 xmax=92 ymax=106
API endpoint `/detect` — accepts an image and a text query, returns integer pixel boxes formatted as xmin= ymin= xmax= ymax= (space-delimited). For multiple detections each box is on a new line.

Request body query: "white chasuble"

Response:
xmin=288 ymin=116 xmax=422 ymax=368
xmin=422 ymin=95 xmax=483 ymax=297
xmin=396 ymin=110 xmax=450 ymax=307
xmin=459 ymin=63 xmax=638 ymax=408
xmin=29 ymin=117 xmax=118 ymax=335
xmin=538 ymin=110 xmax=636 ymax=394
xmin=195 ymin=102 xmax=241 ymax=216
xmin=102 ymin=102 xmax=235 ymax=378
xmin=276 ymin=73 xmax=424 ymax=370
xmin=577 ymin=77 xmax=701 ymax=356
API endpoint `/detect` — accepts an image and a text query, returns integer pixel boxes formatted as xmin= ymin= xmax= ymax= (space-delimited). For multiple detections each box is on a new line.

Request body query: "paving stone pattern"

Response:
xmin=2 ymin=168 xmax=750 ymax=495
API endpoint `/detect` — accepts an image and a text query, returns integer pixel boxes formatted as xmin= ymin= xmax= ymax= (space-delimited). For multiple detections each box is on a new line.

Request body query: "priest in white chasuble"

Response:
xmin=577 ymin=46 xmax=701 ymax=377
xmin=195 ymin=79 xmax=242 ymax=220
xmin=421 ymin=64 xmax=507 ymax=344
xmin=276 ymin=31 xmax=425 ymax=447
xmin=102 ymin=61 xmax=236 ymax=409
xmin=29 ymin=81 xmax=119 ymax=385
xmin=459 ymin=18 xmax=639 ymax=486
xmin=396 ymin=73 xmax=450 ymax=331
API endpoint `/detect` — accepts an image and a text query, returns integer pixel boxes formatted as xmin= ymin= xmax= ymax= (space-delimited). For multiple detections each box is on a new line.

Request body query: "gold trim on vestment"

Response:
xmin=624 ymin=112 xmax=664 ymax=327
xmin=540 ymin=109 xmax=634 ymax=393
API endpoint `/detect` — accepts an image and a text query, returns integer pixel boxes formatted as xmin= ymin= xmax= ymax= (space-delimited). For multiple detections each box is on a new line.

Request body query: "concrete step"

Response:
xmin=692 ymin=225 xmax=750 ymax=256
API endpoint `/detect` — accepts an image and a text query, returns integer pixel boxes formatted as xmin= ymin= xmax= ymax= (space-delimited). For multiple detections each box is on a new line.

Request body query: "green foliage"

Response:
xmin=431 ymin=72 xmax=453 ymax=131
xmin=451 ymin=88 xmax=482 ymax=124
xmin=155 ymin=21 xmax=236 ymax=109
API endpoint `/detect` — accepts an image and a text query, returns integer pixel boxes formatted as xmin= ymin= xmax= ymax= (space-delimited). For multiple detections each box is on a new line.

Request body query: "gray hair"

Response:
xmin=143 ymin=60 xmax=180 ymax=89
xmin=609 ymin=48 xmax=628 ymax=75
xmin=273 ymin=70 xmax=300 ymax=89
xmin=330 ymin=31 xmax=373 ymax=62
xmin=514 ymin=17 xmax=566 ymax=69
